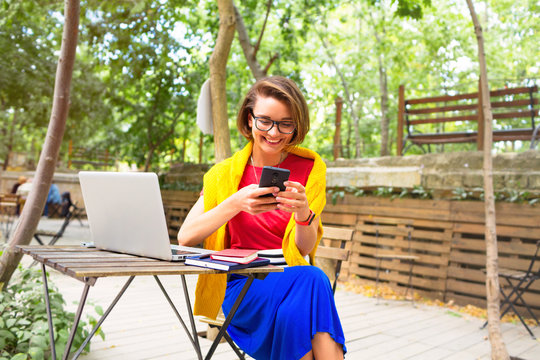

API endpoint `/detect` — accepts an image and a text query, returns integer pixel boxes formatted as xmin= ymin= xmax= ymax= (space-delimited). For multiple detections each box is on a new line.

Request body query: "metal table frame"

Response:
xmin=18 ymin=246 xmax=280 ymax=360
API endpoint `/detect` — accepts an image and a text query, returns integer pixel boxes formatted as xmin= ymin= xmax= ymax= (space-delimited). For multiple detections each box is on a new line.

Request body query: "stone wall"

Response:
xmin=2 ymin=150 xmax=539 ymax=204
xmin=326 ymin=150 xmax=540 ymax=197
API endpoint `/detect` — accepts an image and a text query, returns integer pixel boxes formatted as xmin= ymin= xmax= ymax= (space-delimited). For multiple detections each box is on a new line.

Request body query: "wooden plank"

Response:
xmin=489 ymin=85 xmax=537 ymax=97
xmin=321 ymin=213 xmax=357 ymax=226
xmin=316 ymin=246 xmax=349 ymax=261
xmin=406 ymin=91 xmax=478 ymax=105
xmin=322 ymin=226 xmax=354 ymax=241
xmin=449 ymin=251 xmax=534 ymax=270
xmin=349 ymin=266 xmax=445 ymax=291
xmin=452 ymin=236 xmax=539 ymax=255
xmin=409 ymin=114 xmax=478 ymax=125
xmin=447 ymin=265 xmax=485 ymax=282
xmin=67 ymin=265 xmax=283 ymax=278
xmin=357 ymin=215 xmax=453 ymax=229
xmin=493 ymin=109 xmax=539 ymax=120
xmin=453 ymin=222 xmax=540 ymax=240
xmin=407 ymin=103 xmax=477 ymax=115
xmin=354 ymin=236 xmax=450 ymax=255
xmin=446 ymin=278 xmax=486 ymax=297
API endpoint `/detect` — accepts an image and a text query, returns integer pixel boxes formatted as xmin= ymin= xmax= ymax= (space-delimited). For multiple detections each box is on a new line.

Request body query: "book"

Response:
xmin=185 ymin=255 xmax=270 ymax=271
xmin=210 ymin=249 xmax=259 ymax=264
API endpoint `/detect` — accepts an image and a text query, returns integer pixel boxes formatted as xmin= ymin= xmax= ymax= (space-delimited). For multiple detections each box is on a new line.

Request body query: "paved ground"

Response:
xmin=11 ymin=218 xmax=540 ymax=359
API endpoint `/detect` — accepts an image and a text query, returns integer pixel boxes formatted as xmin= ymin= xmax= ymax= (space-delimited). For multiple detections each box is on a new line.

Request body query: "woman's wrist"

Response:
xmin=295 ymin=208 xmax=315 ymax=226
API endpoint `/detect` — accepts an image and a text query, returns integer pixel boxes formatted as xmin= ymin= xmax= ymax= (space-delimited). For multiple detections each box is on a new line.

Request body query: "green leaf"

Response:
xmin=94 ymin=305 xmax=104 ymax=316
xmin=5 ymin=319 xmax=16 ymax=329
xmin=0 ymin=329 xmax=16 ymax=342
xmin=10 ymin=354 xmax=27 ymax=360
xmin=29 ymin=335 xmax=47 ymax=349
xmin=27 ymin=347 xmax=44 ymax=360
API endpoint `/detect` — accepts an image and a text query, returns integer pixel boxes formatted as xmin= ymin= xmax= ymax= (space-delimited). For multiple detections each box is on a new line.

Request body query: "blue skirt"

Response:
xmin=222 ymin=266 xmax=346 ymax=360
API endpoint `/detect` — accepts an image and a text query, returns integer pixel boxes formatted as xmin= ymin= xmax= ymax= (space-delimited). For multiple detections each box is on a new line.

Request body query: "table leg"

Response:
xmin=154 ymin=275 xmax=203 ymax=360
xmin=181 ymin=275 xmax=204 ymax=360
xmin=41 ymin=263 xmax=57 ymax=360
xmin=205 ymin=275 xmax=255 ymax=360
xmin=72 ymin=276 xmax=135 ymax=359
xmin=62 ymin=282 xmax=91 ymax=360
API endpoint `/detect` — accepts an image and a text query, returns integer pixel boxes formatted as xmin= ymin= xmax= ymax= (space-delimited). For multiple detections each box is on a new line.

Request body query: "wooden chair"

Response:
xmin=316 ymin=226 xmax=354 ymax=294
xmin=197 ymin=225 xmax=354 ymax=358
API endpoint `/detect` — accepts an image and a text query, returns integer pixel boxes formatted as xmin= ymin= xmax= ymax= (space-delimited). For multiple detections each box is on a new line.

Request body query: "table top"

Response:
xmin=17 ymin=245 xmax=283 ymax=282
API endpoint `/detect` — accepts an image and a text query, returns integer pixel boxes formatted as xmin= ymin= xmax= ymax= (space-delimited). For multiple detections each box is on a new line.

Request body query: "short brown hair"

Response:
xmin=237 ymin=76 xmax=310 ymax=147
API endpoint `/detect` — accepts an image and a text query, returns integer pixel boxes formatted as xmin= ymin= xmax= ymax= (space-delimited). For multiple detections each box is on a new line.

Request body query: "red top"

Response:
xmin=227 ymin=153 xmax=314 ymax=250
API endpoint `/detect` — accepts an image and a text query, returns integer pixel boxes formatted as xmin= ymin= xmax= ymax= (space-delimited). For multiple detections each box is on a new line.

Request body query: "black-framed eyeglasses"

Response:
xmin=250 ymin=109 xmax=296 ymax=134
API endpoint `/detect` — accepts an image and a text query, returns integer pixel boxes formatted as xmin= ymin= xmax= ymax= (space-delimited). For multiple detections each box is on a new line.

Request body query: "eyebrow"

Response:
xmin=253 ymin=113 xmax=293 ymax=121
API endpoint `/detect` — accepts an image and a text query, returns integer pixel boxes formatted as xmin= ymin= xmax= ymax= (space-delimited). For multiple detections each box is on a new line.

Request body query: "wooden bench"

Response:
xmin=397 ymin=84 xmax=539 ymax=155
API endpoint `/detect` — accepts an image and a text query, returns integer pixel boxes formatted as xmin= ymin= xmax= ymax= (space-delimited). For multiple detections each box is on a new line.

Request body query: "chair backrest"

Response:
xmin=526 ymin=240 xmax=540 ymax=276
xmin=316 ymin=226 xmax=354 ymax=294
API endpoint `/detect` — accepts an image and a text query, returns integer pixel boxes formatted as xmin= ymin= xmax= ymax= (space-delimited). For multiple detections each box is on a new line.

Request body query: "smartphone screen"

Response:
xmin=258 ymin=166 xmax=290 ymax=197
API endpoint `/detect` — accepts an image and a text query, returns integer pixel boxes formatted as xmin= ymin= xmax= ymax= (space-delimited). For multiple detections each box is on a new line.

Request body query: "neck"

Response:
xmin=251 ymin=151 xmax=285 ymax=167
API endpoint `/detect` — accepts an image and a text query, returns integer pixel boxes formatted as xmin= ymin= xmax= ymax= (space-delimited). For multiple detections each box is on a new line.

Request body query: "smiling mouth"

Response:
xmin=264 ymin=137 xmax=282 ymax=145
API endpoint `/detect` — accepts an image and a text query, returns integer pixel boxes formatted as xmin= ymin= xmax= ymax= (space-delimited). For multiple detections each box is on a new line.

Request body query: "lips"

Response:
xmin=263 ymin=136 xmax=282 ymax=146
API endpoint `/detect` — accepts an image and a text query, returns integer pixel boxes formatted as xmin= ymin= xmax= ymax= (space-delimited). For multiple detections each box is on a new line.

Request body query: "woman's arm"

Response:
xmin=177 ymin=184 xmax=282 ymax=247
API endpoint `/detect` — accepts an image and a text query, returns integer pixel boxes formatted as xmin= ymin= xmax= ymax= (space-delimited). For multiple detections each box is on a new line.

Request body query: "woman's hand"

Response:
xmin=233 ymin=184 xmax=281 ymax=215
xmin=274 ymin=181 xmax=311 ymax=221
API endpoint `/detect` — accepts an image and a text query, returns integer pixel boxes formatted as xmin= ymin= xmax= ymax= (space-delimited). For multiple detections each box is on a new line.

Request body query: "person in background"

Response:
xmin=44 ymin=183 xmax=61 ymax=217
xmin=10 ymin=176 xmax=27 ymax=215
xmin=16 ymin=177 xmax=33 ymax=215
xmin=11 ymin=176 xmax=27 ymax=194
xmin=178 ymin=76 xmax=345 ymax=360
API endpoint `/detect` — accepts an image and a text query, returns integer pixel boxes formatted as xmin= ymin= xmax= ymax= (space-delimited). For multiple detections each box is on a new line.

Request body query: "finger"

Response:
xmin=255 ymin=186 xmax=280 ymax=198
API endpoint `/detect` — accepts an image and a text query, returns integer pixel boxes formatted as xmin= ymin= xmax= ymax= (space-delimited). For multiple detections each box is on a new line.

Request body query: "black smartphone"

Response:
xmin=259 ymin=166 xmax=290 ymax=197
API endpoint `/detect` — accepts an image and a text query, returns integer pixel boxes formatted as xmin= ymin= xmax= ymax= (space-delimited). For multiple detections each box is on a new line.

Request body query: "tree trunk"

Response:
xmin=0 ymin=0 xmax=80 ymax=289
xmin=377 ymin=53 xmax=389 ymax=156
xmin=234 ymin=5 xmax=266 ymax=80
xmin=465 ymin=1 xmax=509 ymax=359
xmin=316 ymin=28 xmax=362 ymax=158
xmin=354 ymin=100 xmax=363 ymax=158
xmin=209 ymin=0 xmax=235 ymax=162
xmin=2 ymin=110 xmax=17 ymax=170
xmin=369 ymin=8 xmax=389 ymax=157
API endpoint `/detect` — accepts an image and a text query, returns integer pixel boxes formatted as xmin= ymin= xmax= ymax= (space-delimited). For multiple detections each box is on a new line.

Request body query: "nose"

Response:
xmin=268 ymin=123 xmax=281 ymax=137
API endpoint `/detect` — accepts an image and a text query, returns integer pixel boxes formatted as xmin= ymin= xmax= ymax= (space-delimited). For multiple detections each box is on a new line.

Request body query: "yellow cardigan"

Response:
xmin=193 ymin=142 xmax=327 ymax=319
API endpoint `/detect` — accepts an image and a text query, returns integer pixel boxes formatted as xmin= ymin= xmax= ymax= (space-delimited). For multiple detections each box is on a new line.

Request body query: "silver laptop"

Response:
xmin=78 ymin=171 xmax=212 ymax=261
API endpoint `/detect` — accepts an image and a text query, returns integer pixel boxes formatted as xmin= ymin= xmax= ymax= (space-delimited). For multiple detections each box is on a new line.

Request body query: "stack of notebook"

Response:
xmin=185 ymin=249 xmax=270 ymax=271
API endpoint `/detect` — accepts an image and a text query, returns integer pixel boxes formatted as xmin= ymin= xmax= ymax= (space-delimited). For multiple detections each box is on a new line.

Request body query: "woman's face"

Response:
xmin=249 ymin=96 xmax=294 ymax=155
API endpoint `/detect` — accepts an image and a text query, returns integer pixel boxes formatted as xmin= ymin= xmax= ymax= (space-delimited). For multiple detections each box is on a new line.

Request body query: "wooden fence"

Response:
xmin=323 ymin=195 xmax=540 ymax=316
xmin=161 ymin=190 xmax=540 ymax=316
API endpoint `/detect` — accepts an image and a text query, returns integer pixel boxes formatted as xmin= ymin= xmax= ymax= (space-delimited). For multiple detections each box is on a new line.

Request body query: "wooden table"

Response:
xmin=17 ymin=245 xmax=283 ymax=360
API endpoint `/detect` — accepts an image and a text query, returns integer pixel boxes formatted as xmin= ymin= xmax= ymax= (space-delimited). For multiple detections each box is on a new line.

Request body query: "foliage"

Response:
xmin=328 ymin=184 xmax=538 ymax=205
xmin=452 ymin=186 xmax=540 ymax=205
xmin=0 ymin=261 xmax=104 ymax=360
xmin=1 ymin=0 xmax=538 ymax=168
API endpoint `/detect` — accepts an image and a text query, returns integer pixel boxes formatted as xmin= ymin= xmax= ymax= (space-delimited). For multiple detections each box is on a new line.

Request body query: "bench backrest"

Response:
xmin=316 ymin=226 xmax=354 ymax=294
xmin=397 ymin=84 xmax=539 ymax=154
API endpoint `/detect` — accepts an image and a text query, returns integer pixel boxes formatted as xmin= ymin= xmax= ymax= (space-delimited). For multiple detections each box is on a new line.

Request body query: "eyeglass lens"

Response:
xmin=251 ymin=110 xmax=295 ymax=134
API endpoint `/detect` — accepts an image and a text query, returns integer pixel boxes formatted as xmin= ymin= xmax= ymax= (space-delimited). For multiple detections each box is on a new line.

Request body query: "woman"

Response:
xmin=178 ymin=76 xmax=345 ymax=360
